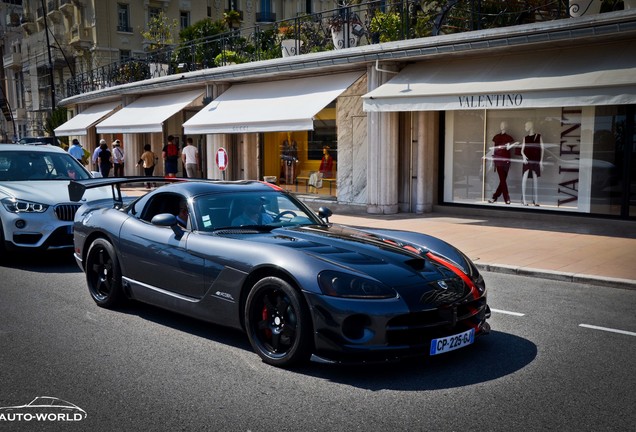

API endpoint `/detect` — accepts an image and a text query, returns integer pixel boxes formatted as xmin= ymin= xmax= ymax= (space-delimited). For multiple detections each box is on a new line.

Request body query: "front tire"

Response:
xmin=85 ymin=238 xmax=124 ymax=308
xmin=245 ymin=277 xmax=313 ymax=368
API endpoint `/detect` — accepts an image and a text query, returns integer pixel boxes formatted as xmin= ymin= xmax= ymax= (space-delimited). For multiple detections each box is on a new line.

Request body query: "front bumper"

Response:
xmin=1 ymin=203 xmax=80 ymax=251
xmin=304 ymin=291 xmax=490 ymax=363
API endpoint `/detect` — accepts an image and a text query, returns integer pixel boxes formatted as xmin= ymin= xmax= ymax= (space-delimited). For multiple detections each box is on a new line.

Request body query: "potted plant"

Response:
xmin=277 ymin=22 xmax=303 ymax=57
xmin=327 ymin=8 xmax=364 ymax=49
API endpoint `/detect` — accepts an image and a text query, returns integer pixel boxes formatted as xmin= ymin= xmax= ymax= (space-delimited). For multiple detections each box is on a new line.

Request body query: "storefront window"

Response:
xmin=263 ymin=105 xmax=338 ymax=197
xmin=444 ymin=106 xmax=633 ymax=215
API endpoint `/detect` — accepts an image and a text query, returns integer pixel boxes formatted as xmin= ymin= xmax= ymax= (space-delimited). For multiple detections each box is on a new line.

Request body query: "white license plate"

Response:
xmin=430 ymin=328 xmax=475 ymax=355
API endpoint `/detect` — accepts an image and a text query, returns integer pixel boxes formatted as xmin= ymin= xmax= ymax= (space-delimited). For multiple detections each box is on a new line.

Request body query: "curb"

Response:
xmin=476 ymin=263 xmax=636 ymax=291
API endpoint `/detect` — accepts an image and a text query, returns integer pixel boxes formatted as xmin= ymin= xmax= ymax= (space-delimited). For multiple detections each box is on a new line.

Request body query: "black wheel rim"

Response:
xmin=88 ymin=246 xmax=115 ymax=302
xmin=252 ymin=288 xmax=298 ymax=358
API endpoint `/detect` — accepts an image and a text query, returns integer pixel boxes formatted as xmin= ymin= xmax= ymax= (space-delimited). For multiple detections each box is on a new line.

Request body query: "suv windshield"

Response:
xmin=0 ymin=150 xmax=91 ymax=181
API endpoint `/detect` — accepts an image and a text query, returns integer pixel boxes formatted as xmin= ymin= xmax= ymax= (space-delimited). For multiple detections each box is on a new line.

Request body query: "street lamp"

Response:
xmin=40 ymin=0 xmax=57 ymax=143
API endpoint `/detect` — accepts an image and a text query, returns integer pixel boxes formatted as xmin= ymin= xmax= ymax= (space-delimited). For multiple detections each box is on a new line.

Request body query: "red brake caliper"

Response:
xmin=262 ymin=305 xmax=272 ymax=338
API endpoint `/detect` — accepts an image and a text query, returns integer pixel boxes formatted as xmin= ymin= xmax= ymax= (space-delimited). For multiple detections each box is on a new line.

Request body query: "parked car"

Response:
xmin=70 ymin=178 xmax=491 ymax=367
xmin=18 ymin=136 xmax=61 ymax=146
xmin=0 ymin=144 xmax=109 ymax=257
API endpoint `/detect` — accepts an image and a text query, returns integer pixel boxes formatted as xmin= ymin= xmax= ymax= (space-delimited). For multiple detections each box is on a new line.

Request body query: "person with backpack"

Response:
xmin=162 ymin=135 xmax=179 ymax=178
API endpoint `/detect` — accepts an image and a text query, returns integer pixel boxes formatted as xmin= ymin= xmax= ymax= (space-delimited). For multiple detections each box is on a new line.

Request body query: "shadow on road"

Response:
xmin=302 ymin=331 xmax=537 ymax=390
xmin=0 ymin=250 xmax=80 ymax=274
xmin=108 ymin=298 xmax=537 ymax=390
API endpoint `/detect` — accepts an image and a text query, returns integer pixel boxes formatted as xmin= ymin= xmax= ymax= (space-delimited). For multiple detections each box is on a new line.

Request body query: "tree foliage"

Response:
xmin=141 ymin=11 xmax=178 ymax=51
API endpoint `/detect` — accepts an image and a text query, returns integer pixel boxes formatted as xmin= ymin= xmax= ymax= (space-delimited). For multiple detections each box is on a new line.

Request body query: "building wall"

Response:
xmin=337 ymin=73 xmax=368 ymax=206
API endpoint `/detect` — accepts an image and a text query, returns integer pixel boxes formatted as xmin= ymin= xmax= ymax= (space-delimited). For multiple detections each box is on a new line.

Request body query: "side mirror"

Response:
xmin=151 ymin=213 xmax=177 ymax=227
xmin=318 ymin=207 xmax=332 ymax=224
xmin=151 ymin=213 xmax=184 ymax=239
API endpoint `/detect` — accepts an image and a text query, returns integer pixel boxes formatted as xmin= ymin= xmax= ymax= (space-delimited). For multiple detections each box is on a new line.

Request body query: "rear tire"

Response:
xmin=245 ymin=276 xmax=312 ymax=368
xmin=85 ymin=238 xmax=124 ymax=308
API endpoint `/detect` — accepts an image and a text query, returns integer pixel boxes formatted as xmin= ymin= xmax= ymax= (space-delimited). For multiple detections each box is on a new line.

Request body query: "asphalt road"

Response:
xmin=1 ymin=251 xmax=635 ymax=432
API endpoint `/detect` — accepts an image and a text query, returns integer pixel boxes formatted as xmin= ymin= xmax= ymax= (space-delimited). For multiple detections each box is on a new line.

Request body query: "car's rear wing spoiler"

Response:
xmin=68 ymin=177 xmax=182 ymax=205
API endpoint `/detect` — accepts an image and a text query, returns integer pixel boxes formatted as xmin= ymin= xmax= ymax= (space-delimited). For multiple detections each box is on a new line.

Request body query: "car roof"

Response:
xmin=157 ymin=180 xmax=281 ymax=198
xmin=0 ymin=143 xmax=66 ymax=153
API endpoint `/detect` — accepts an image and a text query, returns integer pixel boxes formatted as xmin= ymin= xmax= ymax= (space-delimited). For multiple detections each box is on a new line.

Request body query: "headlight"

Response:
xmin=318 ymin=271 xmax=397 ymax=299
xmin=1 ymin=197 xmax=49 ymax=213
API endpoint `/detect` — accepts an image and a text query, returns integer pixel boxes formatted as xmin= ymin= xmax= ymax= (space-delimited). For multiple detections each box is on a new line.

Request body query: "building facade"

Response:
xmin=5 ymin=1 xmax=636 ymax=220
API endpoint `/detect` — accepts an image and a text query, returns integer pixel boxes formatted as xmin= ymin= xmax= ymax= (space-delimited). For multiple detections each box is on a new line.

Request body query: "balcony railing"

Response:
xmin=65 ymin=0 xmax=623 ymax=99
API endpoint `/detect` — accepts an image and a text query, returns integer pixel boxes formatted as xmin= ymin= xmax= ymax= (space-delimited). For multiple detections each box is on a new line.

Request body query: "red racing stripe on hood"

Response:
xmin=425 ymin=251 xmax=480 ymax=301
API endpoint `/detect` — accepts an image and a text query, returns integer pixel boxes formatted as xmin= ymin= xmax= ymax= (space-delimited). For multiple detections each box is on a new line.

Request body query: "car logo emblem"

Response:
xmin=437 ymin=280 xmax=449 ymax=290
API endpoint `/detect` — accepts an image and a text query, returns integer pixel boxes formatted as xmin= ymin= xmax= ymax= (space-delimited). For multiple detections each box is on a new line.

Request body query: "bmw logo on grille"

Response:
xmin=437 ymin=280 xmax=449 ymax=290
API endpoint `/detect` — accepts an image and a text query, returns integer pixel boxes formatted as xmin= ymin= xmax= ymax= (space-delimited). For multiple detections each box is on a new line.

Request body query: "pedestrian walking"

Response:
xmin=162 ymin=135 xmax=179 ymax=178
xmin=112 ymin=139 xmax=125 ymax=176
xmin=68 ymin=139 xmax=84 ymax=162
xmin=137 ymin=144 xmax=156 ymax=189
xmin=92 ymin=139 xmax=106 ymax=173
xmin=181 ymin=137 xmax=199 ymax=178
xmin=98 ymin=142 xmax=112 ymax=177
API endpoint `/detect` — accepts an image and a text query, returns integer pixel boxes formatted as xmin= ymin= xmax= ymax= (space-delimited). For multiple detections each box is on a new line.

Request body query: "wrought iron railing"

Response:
xmin=64 ymin=0 xmax=623 ymax=99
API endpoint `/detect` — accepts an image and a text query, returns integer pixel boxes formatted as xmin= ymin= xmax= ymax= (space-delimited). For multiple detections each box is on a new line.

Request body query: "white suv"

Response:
xmin=0 ymin=144 xmax=109 ymax=256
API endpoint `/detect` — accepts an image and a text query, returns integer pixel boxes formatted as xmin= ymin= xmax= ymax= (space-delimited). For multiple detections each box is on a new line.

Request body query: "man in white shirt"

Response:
xmin=112 ymin=139 xmax=125 ymax=176
xmin=181 ymin=137 xmax=199 ymax=178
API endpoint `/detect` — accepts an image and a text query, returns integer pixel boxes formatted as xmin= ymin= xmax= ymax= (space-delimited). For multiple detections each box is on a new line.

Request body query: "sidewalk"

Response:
xmin=328 ymin=210 xmax=636 ymax=290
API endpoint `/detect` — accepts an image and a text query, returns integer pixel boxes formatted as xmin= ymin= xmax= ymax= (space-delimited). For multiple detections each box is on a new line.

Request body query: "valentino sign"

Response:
xmin=458 ymin=93 xmax=523 ymax=108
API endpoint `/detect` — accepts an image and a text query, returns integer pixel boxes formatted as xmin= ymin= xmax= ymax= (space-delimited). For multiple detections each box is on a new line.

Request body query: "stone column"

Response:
xmin=123 ymin=133 xmax=141 ymax=177
xmin=366 ymin=63 xmax=399 ymax=214
xmin=240 ymin=133 xmax=258 ymax=180
xmin=414 ymin=111 xmax=439 ymax=213
xmin=204 ymin=83 xmax=230 ymax=180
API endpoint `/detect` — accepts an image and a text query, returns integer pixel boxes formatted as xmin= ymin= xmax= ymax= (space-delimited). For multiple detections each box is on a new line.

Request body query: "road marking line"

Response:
xmin=491 ymin=308 xmax=525 ymax=317
xmin=579 ymin=324 xmax=636 ymax=337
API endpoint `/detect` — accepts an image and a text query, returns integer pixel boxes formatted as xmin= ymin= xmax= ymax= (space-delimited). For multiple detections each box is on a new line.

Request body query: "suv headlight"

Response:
xmin=1 ymin=197 xmax=49 ymax=213
xmin=318 ymin=271 xmax=397 ymax=299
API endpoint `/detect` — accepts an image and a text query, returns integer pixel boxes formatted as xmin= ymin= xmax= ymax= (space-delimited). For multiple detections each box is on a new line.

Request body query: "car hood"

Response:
xmin=220 ymin=224 xmax=480 ymax=304
xmin=0 ymin=181 xmax=111 ymax=204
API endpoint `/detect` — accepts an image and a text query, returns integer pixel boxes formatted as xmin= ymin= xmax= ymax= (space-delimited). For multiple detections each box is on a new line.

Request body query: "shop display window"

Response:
xmin=443 ymin=106 xmax=626 ymax=214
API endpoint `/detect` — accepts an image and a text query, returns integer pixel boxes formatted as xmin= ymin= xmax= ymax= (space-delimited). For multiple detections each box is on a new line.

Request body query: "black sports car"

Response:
xmin=70 ymin=178 xmax=490 ymax=367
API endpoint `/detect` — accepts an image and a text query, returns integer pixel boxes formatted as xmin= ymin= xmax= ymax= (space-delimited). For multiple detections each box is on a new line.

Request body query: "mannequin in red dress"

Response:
xmin=488 ymin=121 xmax=518 ymax=205
xmin=319 ymin=146 xmax=334 ymax=178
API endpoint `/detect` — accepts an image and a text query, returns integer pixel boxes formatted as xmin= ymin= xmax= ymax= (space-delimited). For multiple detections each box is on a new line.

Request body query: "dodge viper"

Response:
xmin=70 ymin=178 xmax=490 ymax=367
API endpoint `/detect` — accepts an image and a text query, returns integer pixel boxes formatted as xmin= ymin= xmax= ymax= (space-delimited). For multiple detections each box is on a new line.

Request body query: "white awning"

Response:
xmin=363 ymin=42 xmax=636 ymax=112
xmin=96 ymin=89 xmax=203 ymax=134
xmin=183 ymin=71 xmax=363 ymax=134
xmin=54 ymin=101 xmax=120 ymax=136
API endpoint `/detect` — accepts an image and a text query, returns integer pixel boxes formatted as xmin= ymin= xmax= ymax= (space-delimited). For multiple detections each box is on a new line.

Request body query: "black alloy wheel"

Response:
xmin=245 ymin=276 xmax=312 ymax=368
xmin=85 ymin=238 xmax=124 ymax=308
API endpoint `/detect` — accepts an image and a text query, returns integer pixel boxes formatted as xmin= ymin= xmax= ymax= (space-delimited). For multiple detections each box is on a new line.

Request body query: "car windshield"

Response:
xmin=0 ymin=150 xmax=91 ymax=181
xmin=194 ymin=191 xmax=321 ymax=231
